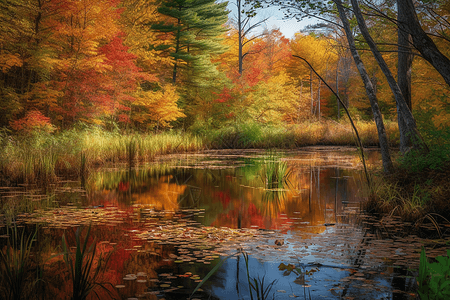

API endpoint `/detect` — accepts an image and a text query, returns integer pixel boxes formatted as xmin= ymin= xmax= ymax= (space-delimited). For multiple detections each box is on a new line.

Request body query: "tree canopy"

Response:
xmin=0 ymin=0 xmax=448 ymax=145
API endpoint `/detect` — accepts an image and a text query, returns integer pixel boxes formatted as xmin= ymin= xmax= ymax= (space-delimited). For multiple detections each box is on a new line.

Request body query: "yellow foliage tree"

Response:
xmin=247 ymin=72 xmax=305 ymax=124
xmin=133 ymin=85 xmax=186 ymax=130
xmin=288 ymin=33 xmax=337 ymax=120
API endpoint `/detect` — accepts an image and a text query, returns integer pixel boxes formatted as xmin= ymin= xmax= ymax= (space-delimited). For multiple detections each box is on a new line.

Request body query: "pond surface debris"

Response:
xmin=1 ymin=149 xmax=448 ymax=299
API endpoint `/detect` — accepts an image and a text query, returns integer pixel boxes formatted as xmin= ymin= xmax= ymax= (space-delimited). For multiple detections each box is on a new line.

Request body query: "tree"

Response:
xmin=120 ymin=0 xmax=173 ymax=80
xmin=397 ymin=0 xmax=414 ymax=151
xmin=0 ymin=0 xmax=57 ymax=127
xmin=334 ymin=0 xmax=394 ymax=173
xmin=288 ymin=33 xmax=337 ymax=120
xmin=230 ymin=0 xmax=269 ymax=75
xmin=249 ymin=71 xmax=303 ymax=124
xmin=258 ymin=0 xmax=395 ymax=172
xmin=132 ymin=84 xmax=186 ymax=130
xmin=151 ymin=0 xmax=229 ymax=84
xmin=342 ymin=0 xmax=450 ymax=151
xmin=48 ymin=0 xmax=124 ymax=127
xmin=397 ymin=0 xmax=450 ymax=87
xmin=350 ymin=0 xmax=428 ymax=153
xmin=97 ymin=34 xmax=152 ymax=126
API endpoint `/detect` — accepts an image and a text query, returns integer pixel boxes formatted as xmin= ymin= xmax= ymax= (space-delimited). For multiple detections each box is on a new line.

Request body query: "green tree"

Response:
xmin=151 ymin=0 xmax=229 ymax=84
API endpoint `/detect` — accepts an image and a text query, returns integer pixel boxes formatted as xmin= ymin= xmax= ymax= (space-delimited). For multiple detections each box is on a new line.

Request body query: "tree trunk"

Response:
xmin=317 ymin=78 xmax=321 ymax=121
xmin=238 ymin=0 xmax=243 ymax=75
xmin=173 ymin=16 xmax=182 ymax=84
xmin=397 ymin=0 xmax=414 ymax=152
xmin=335 ymin=0 xmax=394 ymax=174
xmin=310 ymin=69 xmax=314 ymax=117
xmin=298 ymin=79 xmax=303 ymax=123
xmin=350 ymin=0 xmax=428 ymax=153
xmin=397 ymin=0 xmax=450 ymax=86
xmin=336 ymin=58 xmax=340 ymax=120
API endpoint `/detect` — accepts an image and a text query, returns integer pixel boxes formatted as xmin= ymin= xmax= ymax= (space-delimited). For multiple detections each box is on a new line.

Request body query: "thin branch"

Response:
xmin=278 ymin=4 xmax=343 ymax=29
xmin=242 ymin=17 xmax=269 ymax=37
xmin=242 ymin=32 xmax=267 ymax=47
xmin=293 ymin=54 xmax=371 ymax=186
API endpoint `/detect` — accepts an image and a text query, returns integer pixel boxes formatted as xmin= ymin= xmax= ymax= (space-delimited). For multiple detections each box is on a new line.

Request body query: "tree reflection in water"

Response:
xmin=3 ymin=149 xmax=413 ymax=300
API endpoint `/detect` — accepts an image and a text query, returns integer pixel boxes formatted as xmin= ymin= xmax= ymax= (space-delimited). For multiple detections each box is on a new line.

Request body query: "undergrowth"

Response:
xmin=363 ymin=125 xmax=450 ymax=225
xmin=199 ymin=119 xmax=399 ymax=149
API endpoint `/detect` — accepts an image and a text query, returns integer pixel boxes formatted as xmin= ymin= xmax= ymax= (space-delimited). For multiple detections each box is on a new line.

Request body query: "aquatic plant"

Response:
xmin=278 ymin=263 xmax=315 ymax=300
xmin=190 ymin=251 xmax=277 ymax=300
xmin=0 ymin=225 xmax=38 ymax=300
xmin=259 ymin=152 xmax=292 ymax=190
xmin=61 ymin=224 xmax=116 ymax=300
xmin=242 ymin=251 xmax=277 ymax=300
xmin=417 ymin=247 xmax=450 ymax=299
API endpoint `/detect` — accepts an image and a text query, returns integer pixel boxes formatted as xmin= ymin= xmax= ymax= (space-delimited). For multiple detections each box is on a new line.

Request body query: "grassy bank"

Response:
xmin=0 ymin=120 xmax=398 ymax=186
xmin=0 ymin=128 xmax=204 ymax=186
xmin=363 ymin=128 xmax=450 ymax=229
xmin=198 ymin=119 xmax=399 ymax=149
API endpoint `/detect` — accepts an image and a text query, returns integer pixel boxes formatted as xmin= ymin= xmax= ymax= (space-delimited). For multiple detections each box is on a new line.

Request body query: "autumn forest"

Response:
xmin=1 ymin=0 xmax=450 ymax=298
xmin=0 ymin=0 xmax=447 ymax=135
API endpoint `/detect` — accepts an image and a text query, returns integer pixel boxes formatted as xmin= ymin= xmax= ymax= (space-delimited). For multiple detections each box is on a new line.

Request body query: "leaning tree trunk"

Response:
xmin=350 ymin=0 xmax=428 ymax=153
xmin=335 ymin=0 xmax=394 ymax=174
xmin=397 ymin=0 xmax=414 ymax=152
xmin=397 ymin=0 xmax=450 ymax=87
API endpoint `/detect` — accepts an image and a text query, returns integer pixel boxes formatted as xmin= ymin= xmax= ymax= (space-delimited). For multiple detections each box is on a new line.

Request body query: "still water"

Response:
xmin=1 ymin=148 xmax=420 ymax=299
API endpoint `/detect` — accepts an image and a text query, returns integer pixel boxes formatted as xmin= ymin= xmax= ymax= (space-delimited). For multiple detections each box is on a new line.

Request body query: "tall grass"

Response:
xmin=203 ymin=119 xmax=399 ymax=149
xmin=0 ymin=225 xmax=39 ymax=300
xmin=61 ymin=224 xmax=116 ymax=300
xmin=0 ymin=129 xmax=204 ymax=186
xmin=78 ymin=129 xmax=204 ymax=164
xmin=0 ymin=120 xmax=399 ymax=186
xmin=363 ymin=123 xmax=450 ymax=223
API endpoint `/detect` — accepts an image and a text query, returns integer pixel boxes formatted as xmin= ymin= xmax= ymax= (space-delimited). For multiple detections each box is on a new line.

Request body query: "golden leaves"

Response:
xmin=133 ymin=84 xmax=185 ymax=128
xmin=0 ymin=53 xmax=22 ymax=73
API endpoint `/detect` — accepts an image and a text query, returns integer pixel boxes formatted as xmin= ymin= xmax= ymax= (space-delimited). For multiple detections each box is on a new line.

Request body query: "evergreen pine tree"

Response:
xmin=151 ymin=0 xmax=229 ymax=84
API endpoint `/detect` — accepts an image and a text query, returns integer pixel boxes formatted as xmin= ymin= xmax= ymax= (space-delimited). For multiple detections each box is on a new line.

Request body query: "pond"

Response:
xmin=0 ymin=147 xmax=440 ymax=299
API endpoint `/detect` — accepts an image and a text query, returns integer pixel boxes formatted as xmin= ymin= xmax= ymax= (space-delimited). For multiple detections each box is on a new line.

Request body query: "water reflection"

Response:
xmin=86 ymin=149 xmax=368 ymax=234
xmin=4 ymin=148 xmax=420 ymax=300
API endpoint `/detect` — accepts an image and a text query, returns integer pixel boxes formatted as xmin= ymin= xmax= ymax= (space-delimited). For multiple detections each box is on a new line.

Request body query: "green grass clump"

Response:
xmin=259 ymin=152 xmax=292 ymax=190
xmin=0 ymin=225 xmax=39 ymax=300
